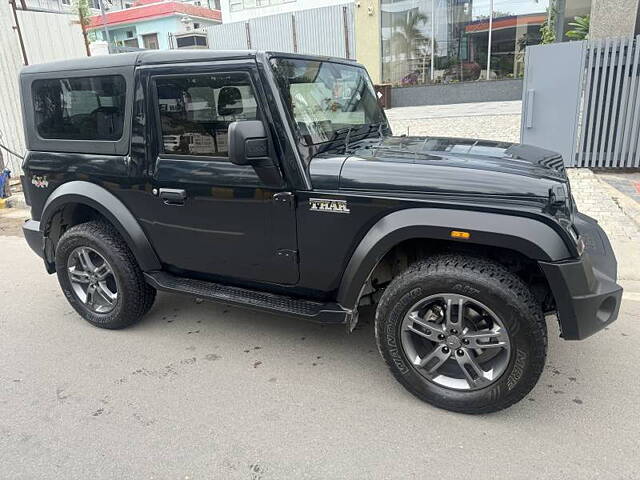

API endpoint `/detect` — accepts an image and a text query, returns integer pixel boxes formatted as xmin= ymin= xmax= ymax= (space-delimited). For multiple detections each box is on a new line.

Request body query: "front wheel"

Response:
xmin=375 ymin=255 xmax=547 ymax=414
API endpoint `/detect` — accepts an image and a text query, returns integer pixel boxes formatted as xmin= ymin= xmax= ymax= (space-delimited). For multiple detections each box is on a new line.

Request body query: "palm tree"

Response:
xmin=391 ymin=9 xmax=431 ymax=83
xmin=392 ymin=9 xmax=429 ymax=59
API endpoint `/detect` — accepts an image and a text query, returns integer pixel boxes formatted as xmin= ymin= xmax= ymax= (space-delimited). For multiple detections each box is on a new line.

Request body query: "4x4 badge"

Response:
xmin=31 ymin=175 xmax=49 ymax=188
xmin=309 ymin=198 xmax=350 ymax=214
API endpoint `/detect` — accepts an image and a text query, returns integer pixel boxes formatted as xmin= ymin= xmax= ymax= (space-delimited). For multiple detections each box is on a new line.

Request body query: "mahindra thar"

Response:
xmin=19 ymin=51 xmax=622 ymax=413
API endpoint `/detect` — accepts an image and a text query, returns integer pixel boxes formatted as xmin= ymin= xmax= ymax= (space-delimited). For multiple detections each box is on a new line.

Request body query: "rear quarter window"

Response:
xmin=32 ymin=75 xmax=126 ymax=141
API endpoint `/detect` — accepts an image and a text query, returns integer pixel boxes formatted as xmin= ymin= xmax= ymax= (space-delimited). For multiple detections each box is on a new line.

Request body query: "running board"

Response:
xmin=144 ymin=271 xmax=350 ymax=324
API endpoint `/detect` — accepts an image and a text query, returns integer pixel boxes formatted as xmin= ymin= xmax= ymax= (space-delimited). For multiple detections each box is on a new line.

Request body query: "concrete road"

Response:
xmin=1 ymin=234 xmax=639 ymax=480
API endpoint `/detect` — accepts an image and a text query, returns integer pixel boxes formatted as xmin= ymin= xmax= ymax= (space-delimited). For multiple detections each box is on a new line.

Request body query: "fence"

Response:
xmin=206 ymin=3 xmax=355 ymax=60
xmin=575 ymin=36 xmax=640 ymax=168
xmin=0 ymin=2 xmax=86 ymax=176
xmin=522 ymin=37 xmax=640 ymax=168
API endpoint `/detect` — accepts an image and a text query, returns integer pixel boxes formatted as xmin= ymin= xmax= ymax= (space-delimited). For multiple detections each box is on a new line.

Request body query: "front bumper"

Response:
xmin=539 ymin=213 xmax=623 ymax=340
xmin=23 ymin=219 xmax=43 ymax=258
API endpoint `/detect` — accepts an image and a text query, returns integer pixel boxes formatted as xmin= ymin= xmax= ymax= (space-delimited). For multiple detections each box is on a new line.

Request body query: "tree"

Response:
xmin=391 ymin=9 xmax=433 ymax=83
xmin=391 ymin=9 xmax=429 ymax=61
xmin=566 ymin=15 xmax=590 ymax=40
xmin=540 ymin=4 xmax=557 ymax=44
xmin=74 ymin=0 xmax=92 ymax=56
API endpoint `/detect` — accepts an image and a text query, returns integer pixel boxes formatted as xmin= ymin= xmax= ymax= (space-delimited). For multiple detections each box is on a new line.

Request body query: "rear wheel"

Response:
xmin=55 ymin=221 xmax=156 ymax=329
xmin=375 ymin=254 xmax=547 ymax=414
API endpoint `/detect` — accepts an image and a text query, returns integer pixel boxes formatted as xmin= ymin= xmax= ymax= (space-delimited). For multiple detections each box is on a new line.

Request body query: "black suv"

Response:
xmin=19 ymin=51 xmax=622 ymax=413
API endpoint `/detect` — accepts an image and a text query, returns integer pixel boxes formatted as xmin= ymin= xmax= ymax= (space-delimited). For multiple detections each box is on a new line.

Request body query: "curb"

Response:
xmin=2 ymin=193 xmax=27 ymax=210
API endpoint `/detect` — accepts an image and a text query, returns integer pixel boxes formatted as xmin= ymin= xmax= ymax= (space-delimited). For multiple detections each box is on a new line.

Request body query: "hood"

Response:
xmin=310 ymin=136 xmax=568 ymax=200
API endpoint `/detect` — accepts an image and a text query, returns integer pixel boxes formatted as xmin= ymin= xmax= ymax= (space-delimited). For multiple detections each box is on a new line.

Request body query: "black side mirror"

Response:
xmin=228 ymin=120 xmax=283 ymax=187
xmin=228 ymin=120 xmax=268 ymax=166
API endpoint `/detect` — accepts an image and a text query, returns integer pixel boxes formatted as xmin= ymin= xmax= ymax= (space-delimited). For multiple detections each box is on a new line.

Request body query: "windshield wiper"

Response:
xmin=317 ymin=122 xmax=388 ymax=154
xmin=316 ymin=126 xmax=354 ymax=154
xmin=345 ymin=122 xmax=388 ymax=151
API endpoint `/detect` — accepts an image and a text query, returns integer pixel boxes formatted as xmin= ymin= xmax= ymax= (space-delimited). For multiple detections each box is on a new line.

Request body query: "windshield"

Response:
xmin=270 ymin=57 xmax=387 ymax=145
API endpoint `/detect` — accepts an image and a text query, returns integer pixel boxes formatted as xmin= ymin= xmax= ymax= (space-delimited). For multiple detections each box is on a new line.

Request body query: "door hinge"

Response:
xmin=273 ymin=192 xmax=295 ymax=209
xmin=276 ymin=249 xmax=298 ymax=263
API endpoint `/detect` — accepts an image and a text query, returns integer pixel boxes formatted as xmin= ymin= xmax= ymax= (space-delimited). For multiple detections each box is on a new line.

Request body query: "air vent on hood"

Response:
xmin=506 ymin=144 xmax=565 ymax=173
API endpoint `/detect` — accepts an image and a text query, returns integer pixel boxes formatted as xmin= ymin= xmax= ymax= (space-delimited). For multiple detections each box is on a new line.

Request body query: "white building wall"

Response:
xmin=221 ymin=0 xmax=351 ymax=23
xmin=0 ymin=4 xmax=86 ymax=175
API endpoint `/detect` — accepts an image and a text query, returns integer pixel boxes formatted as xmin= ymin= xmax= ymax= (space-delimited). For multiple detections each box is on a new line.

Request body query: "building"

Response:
xmin=87 ymin=0 xmax=221 ymax=50
xmin=359 ymin=0 xmax=639 ymax=105
xmin=378 ymin=0 xmax=591 ymax=87
xmin=220 ymin=0 xmax=349 ymax=23
xmin=23 ymin=0 xmax=220 ymax=14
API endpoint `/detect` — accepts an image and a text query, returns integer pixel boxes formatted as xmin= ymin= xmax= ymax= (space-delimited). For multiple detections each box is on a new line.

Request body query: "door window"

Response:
xmin=155 ymin=72 xmax=258 ymax=158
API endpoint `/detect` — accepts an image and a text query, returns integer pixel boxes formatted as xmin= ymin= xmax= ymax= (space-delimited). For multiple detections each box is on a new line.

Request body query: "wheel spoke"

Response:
xmin=455 ymin=348 xmax=490 ymax=388
xmin=77 ymin=248 xmax=96 ymax=272
xmin=68 ymin=267 xmax=90 ymax=284
xmin=86 ymin=284 xmax=97 ymax=307
xmin=417 ymin=346 xmax=450 ymax=373
xmin=405 ymin=312 xmax=445 ymax=341
xmin=463 ymin=328 xmax=509 ymax=349
xmin=94 ymin=262 xmax=112 ymax=281
xmin=95 ymin=282 xmax=116 ymax=306
xmin=443 ymin=295 xmax=465 ymax=331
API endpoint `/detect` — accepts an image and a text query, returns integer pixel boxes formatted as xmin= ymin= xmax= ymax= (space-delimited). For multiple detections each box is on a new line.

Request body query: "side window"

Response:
xmin=155 ymin=72 xmax=258 ymax=158
xmin=32 ymin=75 xmax=126 ymax=141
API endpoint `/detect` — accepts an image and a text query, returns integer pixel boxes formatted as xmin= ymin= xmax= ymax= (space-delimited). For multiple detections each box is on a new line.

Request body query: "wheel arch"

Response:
xmin=337 ymin=208 xmax=571 ymax=310
xmin=40 ymin=181 xmax=161 ymax=273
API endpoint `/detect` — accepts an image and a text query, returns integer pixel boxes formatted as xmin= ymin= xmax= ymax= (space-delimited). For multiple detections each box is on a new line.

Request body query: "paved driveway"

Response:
xmin=1 ymin=235 xmax=639 ymax=479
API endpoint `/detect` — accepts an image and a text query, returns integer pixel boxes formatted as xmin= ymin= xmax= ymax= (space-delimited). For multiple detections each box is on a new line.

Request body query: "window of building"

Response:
xmin=193 ymin=22 xmax=200 ymax=29
xmin=32 ymin=75 xmax=126 ymax=141
xmin=155 ymin=73 xmax=258 ymax=157
xmin=120 ymin=38 xmax=139 ymax=48
xmin=61 ymin=0 xmax=71 ymax=5
xmin=380 ymin=0 xmax=566 ymax=87
xmin=142 ymin=33 xmax=159 ymax=49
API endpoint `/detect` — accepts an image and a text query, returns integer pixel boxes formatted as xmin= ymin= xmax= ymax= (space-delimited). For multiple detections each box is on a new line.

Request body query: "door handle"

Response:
xmin=158 ymin=188 xmax=186 ymax=205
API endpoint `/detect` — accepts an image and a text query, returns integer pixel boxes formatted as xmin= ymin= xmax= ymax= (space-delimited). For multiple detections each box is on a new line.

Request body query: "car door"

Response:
xmin=142 ymin=62 xmax=298 ymax=285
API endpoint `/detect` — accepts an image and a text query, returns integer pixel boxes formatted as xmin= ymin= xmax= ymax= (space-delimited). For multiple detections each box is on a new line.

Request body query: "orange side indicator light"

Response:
xmin=451 ymin=230 xmax=471 ymax=239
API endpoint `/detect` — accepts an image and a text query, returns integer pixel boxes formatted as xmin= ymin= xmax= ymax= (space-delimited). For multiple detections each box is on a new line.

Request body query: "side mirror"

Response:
xmin=228 ymin=120 xmax=269 ymax=166
xmin=228 ymin=120 xmax=284 ymax=187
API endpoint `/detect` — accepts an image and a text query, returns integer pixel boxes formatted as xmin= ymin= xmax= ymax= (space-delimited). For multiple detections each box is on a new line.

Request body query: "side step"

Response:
xmin=144 ymin=271 xmax=350 ymax=325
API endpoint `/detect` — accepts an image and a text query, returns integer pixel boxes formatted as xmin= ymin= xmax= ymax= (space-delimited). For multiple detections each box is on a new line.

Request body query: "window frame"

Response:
xmin=21 ymin=66 xmax=134 ymax=156
xmin=150 ymin=70 xmax=263 ymax=162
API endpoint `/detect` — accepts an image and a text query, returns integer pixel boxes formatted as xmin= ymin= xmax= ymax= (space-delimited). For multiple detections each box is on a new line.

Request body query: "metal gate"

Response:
xmin=522 ymin=36 xmax=640 ymax=168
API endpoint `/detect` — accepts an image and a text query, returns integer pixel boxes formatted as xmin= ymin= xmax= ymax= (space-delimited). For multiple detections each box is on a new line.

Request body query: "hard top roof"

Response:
xmin=20 ymin=50 xmax=359 ymax=75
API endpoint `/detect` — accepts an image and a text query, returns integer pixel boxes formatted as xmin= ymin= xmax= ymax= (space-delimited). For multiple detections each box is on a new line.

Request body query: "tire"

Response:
xmin=375 ymin=254 xmax=547 ymax=414
xmin=55 ymin=220 xmax=156 ymax=329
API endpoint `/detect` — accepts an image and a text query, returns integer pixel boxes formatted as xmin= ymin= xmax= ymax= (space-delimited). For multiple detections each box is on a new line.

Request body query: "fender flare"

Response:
xmin=337 ymin=208 xmax=572 ymax=310
xmin=40 ymin=181 xmax=161 ymax=272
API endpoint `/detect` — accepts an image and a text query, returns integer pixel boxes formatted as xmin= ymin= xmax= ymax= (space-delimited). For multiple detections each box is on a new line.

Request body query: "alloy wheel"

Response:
xmin=67 ymin=247 xmax=118 ymax=313
xmin=400 ymin=293 xmax=511 ymax=390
